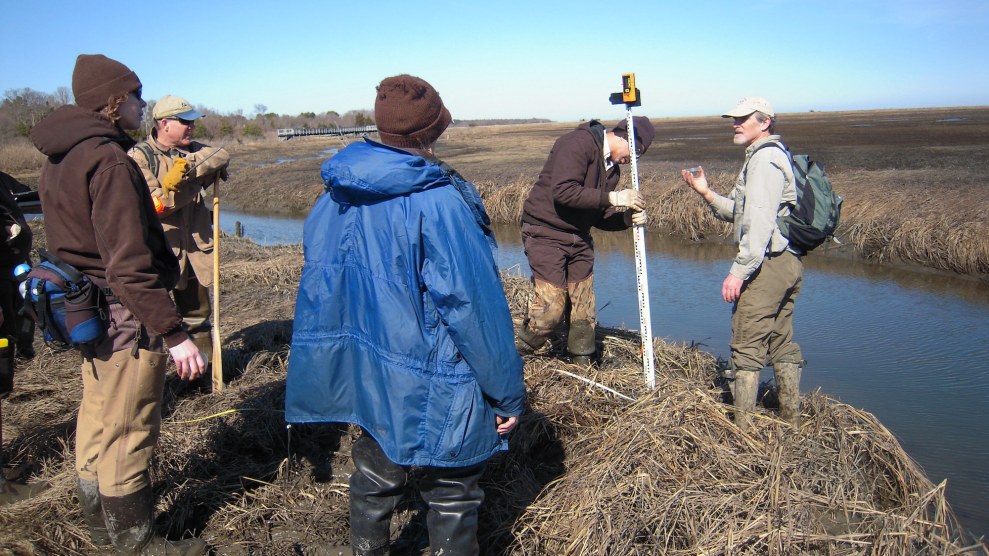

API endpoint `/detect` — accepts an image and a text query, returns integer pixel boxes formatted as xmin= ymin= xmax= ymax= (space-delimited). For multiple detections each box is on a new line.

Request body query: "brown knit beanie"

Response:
xmin=72 ymin=54 xmax=142 ymax=111
xmin=374 ymin=75 xmax=452 ymax=148
xmin=612 ymin=116 xmax=656 ymax=155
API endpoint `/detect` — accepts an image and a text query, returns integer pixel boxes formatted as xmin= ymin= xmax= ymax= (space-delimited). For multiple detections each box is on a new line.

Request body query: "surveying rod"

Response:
xmin=609 ymin=73 xmax=656 ymax=388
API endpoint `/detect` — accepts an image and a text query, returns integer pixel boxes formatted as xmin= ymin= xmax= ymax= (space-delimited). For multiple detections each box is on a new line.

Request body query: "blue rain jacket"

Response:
xmin=285 ymin=139 xmax=526 ymax=468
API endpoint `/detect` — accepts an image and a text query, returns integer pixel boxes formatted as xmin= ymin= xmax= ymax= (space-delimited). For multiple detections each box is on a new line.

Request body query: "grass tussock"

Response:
xmin=1 ymin=221 xmax=984 ymax=554
xmin=0 ymin=138 xmax=45 ymax=174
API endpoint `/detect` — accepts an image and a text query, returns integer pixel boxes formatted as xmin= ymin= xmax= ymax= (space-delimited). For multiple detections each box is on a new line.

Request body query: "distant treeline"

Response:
xmin=1 ymin=87 xmax=552 ymax=145
xmin=0 ymin=87 xmax=379 ymax=144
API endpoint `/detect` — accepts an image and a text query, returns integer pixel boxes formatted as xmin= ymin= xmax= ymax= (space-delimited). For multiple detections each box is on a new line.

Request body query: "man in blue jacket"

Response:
xmin=285 ymin=75 xmax=525 ymax=556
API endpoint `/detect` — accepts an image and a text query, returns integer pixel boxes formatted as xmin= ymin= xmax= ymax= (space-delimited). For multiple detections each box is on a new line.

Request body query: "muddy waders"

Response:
xmin=77 ymin=478 xmax=111 ymax=547
xmin=730 ymin=370 xmax=760 ymax=432
xmin=101 ymin=485 xmax=206 ymax=555
xmin=774 ymin=361 xmax=803 ymax=426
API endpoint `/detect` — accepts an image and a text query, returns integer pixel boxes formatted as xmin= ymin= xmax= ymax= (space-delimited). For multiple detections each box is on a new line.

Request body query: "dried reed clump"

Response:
xmin=0 ymin=138 xmax=45 ymax=172
xmin=638 ymin=171 xmax=733 ymax=241
xmin=2 ymin=224 xmax=985 ymax=554
xmin=495 ymin=276 xmax=984 ymax=556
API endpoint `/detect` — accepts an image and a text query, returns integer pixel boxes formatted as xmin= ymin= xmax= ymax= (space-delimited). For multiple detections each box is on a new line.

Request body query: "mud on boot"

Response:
xmin=731 ymin=370 xmax=760 ymax=432
xmin=515 ymin=320 xmax=547 ymax=354
xmin=77 ymin=478 xmax=111 ymax=547
xmin=774 ymin=360 xmax=803 ymax=426
xmin=101 ymin=485 xmax=206 ymax=555
xmin=567 ymin=319 xmax=595 ymax=368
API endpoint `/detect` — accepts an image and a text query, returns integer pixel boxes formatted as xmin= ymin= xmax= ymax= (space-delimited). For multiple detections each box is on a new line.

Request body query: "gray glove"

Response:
xmin=624 ymin=209 xmax=647 ymax=226
xmin=608 ymin=189 xmax=644 ymax=210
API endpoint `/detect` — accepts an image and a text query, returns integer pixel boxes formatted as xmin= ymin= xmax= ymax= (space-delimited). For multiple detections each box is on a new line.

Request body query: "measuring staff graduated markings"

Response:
xmin=610 ymin=73 xmax=656 ymax=388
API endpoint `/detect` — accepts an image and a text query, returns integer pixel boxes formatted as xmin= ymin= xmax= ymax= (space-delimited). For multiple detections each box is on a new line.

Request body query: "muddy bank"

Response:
xmin=0 ymin=221 xmax=984 ymax=554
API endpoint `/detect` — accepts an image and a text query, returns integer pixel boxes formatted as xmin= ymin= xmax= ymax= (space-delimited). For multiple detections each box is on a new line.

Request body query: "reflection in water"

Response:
xmin=222 ymin=213 xmax=989 ymax=539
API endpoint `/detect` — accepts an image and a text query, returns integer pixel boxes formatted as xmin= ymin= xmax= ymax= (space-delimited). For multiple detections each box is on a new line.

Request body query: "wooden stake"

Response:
xmin=211 ymin=175 xmax=223 ymax=392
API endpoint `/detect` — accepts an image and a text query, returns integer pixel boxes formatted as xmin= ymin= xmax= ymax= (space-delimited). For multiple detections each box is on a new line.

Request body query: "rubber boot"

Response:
xmin=774 ymin=361 xmax=803 ymax=426
xmin=567 ymin=319 xmax=595 ymax=368
xmin=731 ymin=370 xmax=760 ymax=432
xmin=349 ymin=435 xmax=407 ymax=556
xmin=419 ymin=464 xmax=485 ymax=556
xmin=77 ymin=478 xmax=111 ymax=547
xmin=515 ymin=319 xmax=547 ymax=354
xmin=101 ymin=485 xmax=207 ymax=555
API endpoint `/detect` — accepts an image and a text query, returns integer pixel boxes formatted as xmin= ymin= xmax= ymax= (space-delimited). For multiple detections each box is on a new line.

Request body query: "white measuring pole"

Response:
xmin=624 ymin=112 xmax=656 ymax=388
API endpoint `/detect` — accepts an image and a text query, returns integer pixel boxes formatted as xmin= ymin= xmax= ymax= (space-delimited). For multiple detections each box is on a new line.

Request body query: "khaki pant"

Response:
xmin=75 ymin=348 xmax=167 ymax=497
xmin=730 ymin=250 xmax=803 ymax=371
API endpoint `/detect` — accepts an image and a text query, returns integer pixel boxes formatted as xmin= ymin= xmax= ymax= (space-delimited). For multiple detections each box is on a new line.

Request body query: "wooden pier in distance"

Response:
xmin=276 ymin=125 xmax=377 ymax=140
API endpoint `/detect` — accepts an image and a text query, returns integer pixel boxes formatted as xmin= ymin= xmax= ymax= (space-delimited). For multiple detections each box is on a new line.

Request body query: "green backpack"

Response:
xmin=755 ymin=142 xmax=843 ymax=252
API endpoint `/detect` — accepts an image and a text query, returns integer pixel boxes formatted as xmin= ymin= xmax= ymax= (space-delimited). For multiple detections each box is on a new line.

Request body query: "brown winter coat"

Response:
xmin=29 ymin=105 xmax=186 ymax=346
xmin=521 ymin=120 xmax=629 ymax=236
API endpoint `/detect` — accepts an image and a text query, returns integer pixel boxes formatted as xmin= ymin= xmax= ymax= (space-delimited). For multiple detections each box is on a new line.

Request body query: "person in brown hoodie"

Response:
xmin=517 ymin=117 xmax=654 ymax=366
xmin=29 ymin=54 xmax=206 ymax=555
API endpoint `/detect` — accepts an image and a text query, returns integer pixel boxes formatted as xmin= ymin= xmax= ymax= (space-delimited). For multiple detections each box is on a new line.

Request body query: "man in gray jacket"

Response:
xmin=681 ymin=97 xmax=803 ymax=429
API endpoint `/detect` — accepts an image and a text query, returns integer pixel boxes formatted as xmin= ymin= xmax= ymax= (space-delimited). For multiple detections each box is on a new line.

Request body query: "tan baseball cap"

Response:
xmin=153 ymin=95 xmax=205 ymax=121
xmin=722 ymin=96 xmax=775 ymax=118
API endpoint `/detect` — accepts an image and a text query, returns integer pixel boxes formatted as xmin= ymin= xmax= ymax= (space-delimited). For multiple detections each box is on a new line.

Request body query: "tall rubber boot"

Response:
xmin=567 ymin=319 xmax=595 ymax=368
xmin=419 ymin=464 xmax=486 ymax=556
xmin=101 ymin=485 xmax=206 ymax=555
xmin=731 ymin=370 xmax=760 ymax=432
xmin=349 ymin=435 xmax=406 ymax=556
xmin=515 ymin=319 xmax=547 ymax=354
xmin=774 ymin=361 xmax=803 ymax=426
xmin=77 ymin=478 xmax=111 ymax=547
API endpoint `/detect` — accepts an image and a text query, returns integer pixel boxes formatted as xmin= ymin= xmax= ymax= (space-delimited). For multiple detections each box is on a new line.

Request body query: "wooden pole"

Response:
xmin=211 ymin=175 xmax=223 ymax=392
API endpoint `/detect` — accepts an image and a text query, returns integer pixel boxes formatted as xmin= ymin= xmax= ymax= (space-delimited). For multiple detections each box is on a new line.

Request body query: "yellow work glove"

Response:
xmin=161 ymin=158 xmax=190 ymax=194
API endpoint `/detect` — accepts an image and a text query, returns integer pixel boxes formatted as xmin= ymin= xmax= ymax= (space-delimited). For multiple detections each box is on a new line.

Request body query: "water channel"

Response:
xmin=222 ymin=210 xmax=989 ymax=540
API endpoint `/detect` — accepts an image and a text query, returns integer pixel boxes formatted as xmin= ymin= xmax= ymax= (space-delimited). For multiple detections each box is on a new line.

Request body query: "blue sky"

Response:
xmin=2 ymin=0 xmax=987 ymax=122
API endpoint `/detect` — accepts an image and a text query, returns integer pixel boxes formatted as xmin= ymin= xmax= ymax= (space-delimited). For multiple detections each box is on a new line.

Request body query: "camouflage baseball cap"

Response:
xmin=153 ymin=95 xmax=205 ymax=121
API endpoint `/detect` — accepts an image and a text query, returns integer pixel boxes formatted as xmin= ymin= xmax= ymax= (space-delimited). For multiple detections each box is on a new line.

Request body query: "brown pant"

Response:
xmin=173 ymin=274 xmax=211 ymax=335
xmin=75 ymin=347 xmax=167 ymax=497
xmin=730 ymin=250 xmax=803 ymax=371
xmin=521 ymin=223 xmax=596 ymax=354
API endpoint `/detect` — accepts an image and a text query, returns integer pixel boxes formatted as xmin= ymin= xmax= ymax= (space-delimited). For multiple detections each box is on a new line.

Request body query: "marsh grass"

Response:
xmin=458 ymin=108 xmax=989 ymax=280
xmin=0 ymin=138 xmax=45 ymax=175
xmin=1 ymin=221 xmax=985 ymax=554
xmin=8 ymin=108 xmax=987 ymax=278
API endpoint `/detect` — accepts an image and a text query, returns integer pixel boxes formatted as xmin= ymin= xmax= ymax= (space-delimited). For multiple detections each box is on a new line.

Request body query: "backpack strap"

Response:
xmin=37 ymin=249 xmax=88 ymax=288
xmin=133 ymin=141 xmax=159 ymax=177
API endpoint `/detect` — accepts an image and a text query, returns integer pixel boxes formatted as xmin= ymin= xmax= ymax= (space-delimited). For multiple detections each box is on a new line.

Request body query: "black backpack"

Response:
xmin=754 ymin=142 xmax=843 ymax=251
